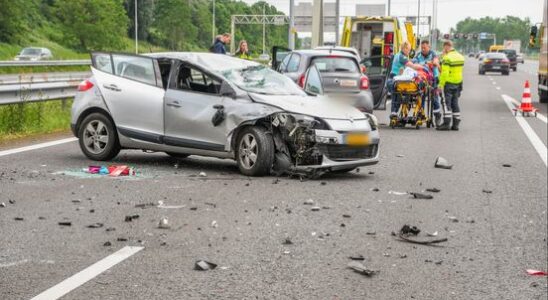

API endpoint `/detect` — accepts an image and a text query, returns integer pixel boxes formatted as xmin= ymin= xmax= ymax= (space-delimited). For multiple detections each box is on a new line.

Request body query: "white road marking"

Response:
xmin=30 ymin=246 xmax=143 ymax=300
xmin=502 ymin=95 xmax=547 ymax=166
xmin=0 ymin=137 xmax=77 ymax=157
xmin=505 ymin=95 xmax=548 ymax=124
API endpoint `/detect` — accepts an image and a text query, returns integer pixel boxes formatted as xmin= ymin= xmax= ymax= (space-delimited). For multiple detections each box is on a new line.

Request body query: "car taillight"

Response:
xmin=360 ymin=76 xmax=369 ymax=90
xmin=502 ymin=59 xmax=509 ymax=63
xmin=298 ymin=73 xmax=306 ymax=88
xmin=483 ymin=59 xmax=491 ymax=64
xmin=360 ymin=65 xmax=367 ymax=74
xmin=78 ymin=80 xmax=94 ymax=92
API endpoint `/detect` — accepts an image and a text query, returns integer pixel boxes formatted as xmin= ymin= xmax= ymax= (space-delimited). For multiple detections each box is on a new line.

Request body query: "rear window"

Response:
xmin=311 ymin=56 xmax=358 ymax=73
xmin=499 ymin=49 xmax=516 ymax=55
xmin=486 ymin=53 xmax=507 ymax=59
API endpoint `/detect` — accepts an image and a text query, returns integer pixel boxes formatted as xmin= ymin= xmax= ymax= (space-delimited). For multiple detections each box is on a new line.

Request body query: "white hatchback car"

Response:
xmin=71 ymin=52 xmax=380 ymax=176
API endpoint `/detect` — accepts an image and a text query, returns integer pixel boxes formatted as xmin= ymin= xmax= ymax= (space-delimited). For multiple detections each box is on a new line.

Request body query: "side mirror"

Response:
xmin=219 ymin=81 xmax=236 ymax=98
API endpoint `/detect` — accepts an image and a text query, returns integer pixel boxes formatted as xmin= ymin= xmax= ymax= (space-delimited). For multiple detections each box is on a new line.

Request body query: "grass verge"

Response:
xmin=0 ymin=99 xmax=72 ymax=142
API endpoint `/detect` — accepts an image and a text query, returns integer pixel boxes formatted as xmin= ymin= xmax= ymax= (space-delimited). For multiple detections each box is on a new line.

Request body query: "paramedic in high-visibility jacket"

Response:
xmin=437 ymin=40 xmax=465 ymax=131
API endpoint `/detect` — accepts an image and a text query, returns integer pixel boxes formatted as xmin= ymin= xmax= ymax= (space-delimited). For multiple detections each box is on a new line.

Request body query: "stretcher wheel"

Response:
xmin=514 ymin=111 xmax=517 ymax=116
xmin=426 ymin=120 xmax=432 ymax=128
xmin=415 ymin=124 xmax=421 ymax=129
xmin=534 ymin=112 xmax=538 ymax=117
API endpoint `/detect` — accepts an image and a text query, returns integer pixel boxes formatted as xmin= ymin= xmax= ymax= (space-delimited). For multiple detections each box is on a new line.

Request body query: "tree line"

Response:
xmin=0 ymin=0 xmax=290 ymax=54
xmin=451 ymin=16 xmax=532 ymax=51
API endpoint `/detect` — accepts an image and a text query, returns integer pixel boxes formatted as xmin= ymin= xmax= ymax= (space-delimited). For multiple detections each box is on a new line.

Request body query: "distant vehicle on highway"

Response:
xmin=314 ymin=46 xmax=361 ymax=60
xmin=468 ymin=52 xmax=475 ymax=57
xmin=272 ymin=48 xmax=374 ymax=113
xmin=72 ymin=52 xmax=380 ymax=176
xmin=475 ymin=50 xmax=485 ymax=59
xmin=478 ymin=52 xmax=510 ymax=75
xmin=516 ymin=53 xmax=524 ymax=64
xmin=495 ymin=49 xmax=518 ymax=71
xmin=14 ymin=47 xmax=52 ymax=61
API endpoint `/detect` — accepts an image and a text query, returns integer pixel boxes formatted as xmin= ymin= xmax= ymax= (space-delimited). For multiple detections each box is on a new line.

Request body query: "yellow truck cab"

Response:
xmin=340 ymin=16 xmax=416 ymax=109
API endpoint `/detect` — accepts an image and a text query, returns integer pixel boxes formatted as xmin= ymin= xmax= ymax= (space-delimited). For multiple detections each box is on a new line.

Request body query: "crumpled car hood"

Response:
xmin=248 ymin=93 xmax=366 ymax=120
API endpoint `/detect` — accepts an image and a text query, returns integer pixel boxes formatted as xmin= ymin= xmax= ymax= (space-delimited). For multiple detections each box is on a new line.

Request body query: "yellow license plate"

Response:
xmin=345 ymin=133 xmax=369 ymax=145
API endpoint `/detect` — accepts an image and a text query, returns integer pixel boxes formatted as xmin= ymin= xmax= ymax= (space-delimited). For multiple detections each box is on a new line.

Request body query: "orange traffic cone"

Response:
xmin=514 ymin=80 xmax=539 ymax=117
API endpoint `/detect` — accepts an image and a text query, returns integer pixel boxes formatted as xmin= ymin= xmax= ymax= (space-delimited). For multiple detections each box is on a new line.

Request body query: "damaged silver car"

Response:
xmin=71 ymin=52 xmax=379 ymax=176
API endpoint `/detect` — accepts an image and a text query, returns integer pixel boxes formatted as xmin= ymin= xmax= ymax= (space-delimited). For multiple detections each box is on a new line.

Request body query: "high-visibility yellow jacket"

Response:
xmin=235 ymin=51 xmax=252 ymax=60
xmin=439 ymin=49 xmax=464 ymax=87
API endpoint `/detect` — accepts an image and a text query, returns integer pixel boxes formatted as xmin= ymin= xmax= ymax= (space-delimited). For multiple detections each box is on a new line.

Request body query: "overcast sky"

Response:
xmin=242 ymin=0 xmax=546 ymax=33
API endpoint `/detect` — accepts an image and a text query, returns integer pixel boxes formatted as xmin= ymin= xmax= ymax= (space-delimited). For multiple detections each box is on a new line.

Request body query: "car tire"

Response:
xmin=236 ymin=126 xmax=275 ymax=176
xmin=479 ymin=69 xmax=485 ymax=75
xmin=512 ymin=67 xmax=517 ymax=71
xmin=502 ymin=71 xmax=509 ymax=76
xmin=540 ymin=88 xmax=548 ymax=103
xmin=165 ymin=152 xmax=190 ymax=159
xmin=78 ymin=113 xmax=120 ymax=161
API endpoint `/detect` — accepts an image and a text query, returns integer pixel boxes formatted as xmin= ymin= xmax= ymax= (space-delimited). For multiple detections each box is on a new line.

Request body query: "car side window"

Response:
xmin=304 ymin=65 xmax=323 ymax=95
xmin=174 ymin=64 xmax=221 ymax=95
xmin=278 ymin=54 xmax=292 ymax=72
xmin=112 ymin=54 xmax=156 ymax=85
xmin=287 ymin=53 xmax=301 ymax=72
xmin=92 ymin=53 xmax=114 ymax=74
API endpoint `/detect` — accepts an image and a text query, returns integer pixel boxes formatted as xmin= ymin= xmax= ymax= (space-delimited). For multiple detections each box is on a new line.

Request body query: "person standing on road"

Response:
xmin=210 ymin=33 xmax=231 ymax=54
xmin=413 ymin=40 xmax=442 ymax=125
xmin=437 ymin=40 xmax=465 ymax=131
xmin=388 ymin=41 xmax=425 ymax=121
xmin=235 ymin=40 xmax=252 ymax=60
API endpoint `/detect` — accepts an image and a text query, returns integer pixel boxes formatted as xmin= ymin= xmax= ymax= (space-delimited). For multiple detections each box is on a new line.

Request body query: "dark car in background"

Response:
xmin=496 ymin=49 xmax=517 ymax=71
xmin=272 ymin=48 xmax=374 ymax=113
xmin=478 ymin=52 xmax=510 ymax=75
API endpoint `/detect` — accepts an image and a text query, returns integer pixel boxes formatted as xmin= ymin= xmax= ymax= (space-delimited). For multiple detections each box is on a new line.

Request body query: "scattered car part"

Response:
xmin=400 ymin=225 xmax=421 ymax=235
xmin=158 ymin=217 xmax=170 ymax=229
xmin=194 ymin=260 xmax=217 ymax=271
xmin=347 ymin=261 xmax=379 ymax=277
xmin=58 ymin=222 xmax=72 ymax=226
xmin=435 ymin=157 xmax=453 ymax=169
xmin=426 ymin=188 xmax=440 ymax=193
xmin=410 ymin=192 xmax=434 ymax=199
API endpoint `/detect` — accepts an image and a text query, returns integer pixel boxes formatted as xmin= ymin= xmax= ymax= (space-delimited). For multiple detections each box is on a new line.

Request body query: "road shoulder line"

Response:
xmin=502 ymin=94 xmax=547 ymax=166
xmin=30 ymin=246 xmax=144 ymax=300
xmin=0 ymin=137 xmax=77 ymax=157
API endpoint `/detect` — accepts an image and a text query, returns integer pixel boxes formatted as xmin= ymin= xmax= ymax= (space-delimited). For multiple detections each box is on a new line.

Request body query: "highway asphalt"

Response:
xmin=0 ymin=58 xmax=546 ymax=300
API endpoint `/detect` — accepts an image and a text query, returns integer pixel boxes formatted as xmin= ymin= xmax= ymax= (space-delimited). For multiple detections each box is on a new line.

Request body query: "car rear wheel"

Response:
xmin=502 ymin=71 xmax=509 ymax=75
xmin=512 ymin=67 xmax=517 ymax=71
xmin=236 ymin=126 xmax=274 ymax=176
xmin=78 ymin=113 xmax=120 ymax=161
xmin=479 ymin=69 xmax=485 ymax=75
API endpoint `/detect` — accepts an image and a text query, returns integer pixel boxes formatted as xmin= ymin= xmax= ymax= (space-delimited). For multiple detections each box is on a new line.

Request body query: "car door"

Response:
xmin=271 ymin=46 xmax=292 ymax=71
xmin=91 ymin=52 xmax=165 ymax=143
xmin=284 ymin=52 xmax=303 ymax=83
xmin=361 ymin=55 xmax=392 ymax=109
xmin=163 ymin=61 xmax=227 ymax=152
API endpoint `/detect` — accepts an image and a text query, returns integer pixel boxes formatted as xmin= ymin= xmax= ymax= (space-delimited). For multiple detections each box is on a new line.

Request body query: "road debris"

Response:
xmin=198 ymin=172 xmax=207 ymax=177
xmin=135 ymin=202 xmax=155 ymax=209
xmin=194 ymin=260 xmax=217 ymax=271
xmin=410 ymin=192 xmax=434 ymax=199
xmin=425 ymin=188 xmax=441 ymax=193
xmin=303 ymin=199 xmax=314 ymax=205
xmin=526 ymin=269 xmax=547 ymax=276
xmin=396 ymin=154 xmax=405 ymax=157
xmin=502 ymin=164 xmax=512 ymax=168
xmin=347 ymin=261 xmax=379 ymax=277
xmin=435 ymin=157 xmax=453 ymax=169
xmin=448 ymin=216 xmax=459 ymax=223
xmin=348 ymin=255 xmax=365 ymax=261
xmin=158 ymin=217 xmax=170 ymax=229
xmin=9 ymin=199 xmax=15 ymax=204
xmin=124 ymin=215 xmax=140 ymax=222
xmin=211 ymin=220 xmax=218 ymax=228
xmin=311 ymin=206 xmax=321 ymax=211
xmin=389 ymin=190 xmax=407 ymax=196
xmin=366 ymin=231 xmax=376 ymax=235
xmin=103 ymin=241 xmax=112 ymax=247
xmin=482 ymin=189 xmax=493 ymax=194
xmin=87 ymin=223 xmax=104 ymax=229
xmin=342 ymin=214 xmax=351 ymax=218
xmin=58 ymin=221 xmax=72 ymax=226
xmin=426 ymin=231 xmax=439 ymax=237
xmin=0 ymin=202 xmax=5 ymax=207
xmin=117 ymin=237 xmax=128 ymax=242
xmin=85 ymin=165 xmax=135 ymax=176
xmin=283 ymin=238 xmax=293 ymax=245
xmin=272 ymin=178 xmax=280 ymax=184
xmin=157 ymin=201 xmax=185 ymax=209
xmin=14 ymin=217 xmax=24 ymax=221
xmin=370 ymin=188 xmax=380 ymax=192
xmin=400 ymin=225 xmax=421 ymax=235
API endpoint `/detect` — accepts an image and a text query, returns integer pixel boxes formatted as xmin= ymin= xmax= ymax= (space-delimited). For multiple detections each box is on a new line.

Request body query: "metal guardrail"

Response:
xmin=0 ymin=72 xmax=91 ymax=105
xmin=0 ymin=59 xmax=91 ymax=67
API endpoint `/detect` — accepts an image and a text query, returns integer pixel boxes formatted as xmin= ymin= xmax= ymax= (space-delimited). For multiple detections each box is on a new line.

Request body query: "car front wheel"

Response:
xmin=236 ymin=126 xmax=275 ymax=176
xmin=78 ymin=113 xmax=120 ymax=161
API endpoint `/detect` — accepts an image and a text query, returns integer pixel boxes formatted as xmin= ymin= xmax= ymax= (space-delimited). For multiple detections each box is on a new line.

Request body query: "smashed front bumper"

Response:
xmin=293 ymin=129 xmax=380 ymax=171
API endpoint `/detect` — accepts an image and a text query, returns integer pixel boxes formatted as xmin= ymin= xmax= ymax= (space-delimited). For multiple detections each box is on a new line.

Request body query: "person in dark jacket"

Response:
xmin=210 ymin=33 xmax=231 ymax=54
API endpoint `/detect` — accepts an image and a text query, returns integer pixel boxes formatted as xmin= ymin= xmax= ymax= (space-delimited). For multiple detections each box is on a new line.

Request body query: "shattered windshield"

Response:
xmin=21 ymin=48 xmax=41 ymax=56
xmin=221 ymin=65 xmax=306 ymax=96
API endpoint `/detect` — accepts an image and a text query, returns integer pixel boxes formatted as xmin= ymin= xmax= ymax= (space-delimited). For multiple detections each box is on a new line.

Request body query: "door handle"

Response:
xmin=103 ymin=84 xmax=121 ymax=92
xmin=167 ymin=100 xmax=181 ymax=108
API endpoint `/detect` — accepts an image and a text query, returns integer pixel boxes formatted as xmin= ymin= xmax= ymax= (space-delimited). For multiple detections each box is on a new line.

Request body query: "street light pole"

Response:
xmin=387 ymin=0 xmax=391 ymax=15
xmin=263 ymin=3 xmax=266 ymax=54
xmin=417 ymin=0 xmax=421 ymax=43
xmin=135 ymin=0 xmax=138 ymax=54
xmin=288 ymin=0 xmax=295 ymax=49
xmin=212 ymin=0 xmax=216 ymax=43
xmin=335 ymin=0 xmax=340 ymax=44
